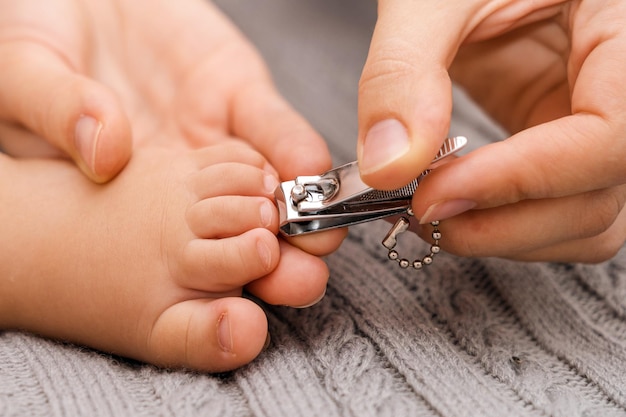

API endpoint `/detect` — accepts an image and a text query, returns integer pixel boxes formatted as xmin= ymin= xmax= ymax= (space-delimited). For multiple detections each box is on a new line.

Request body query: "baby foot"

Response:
xmin=0 ymin=142 xmax=331 ymax=371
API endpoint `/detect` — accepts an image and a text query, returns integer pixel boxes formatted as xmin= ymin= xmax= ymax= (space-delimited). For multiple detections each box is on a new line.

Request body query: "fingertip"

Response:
xmin=230 ymin=81 xmax=333 ymax=180
xmin=0 ymin=43 xmax=133 ymax=183
xmin=287 ymin=228 xmax=348 ymax=257
xmin=246 ymin=240 xmax=330 ymax=307
xmin=359 ymin=0 xmax=456 ymax=189
xmin=418 ymin=198 xmax=478 ymax=225
xmin=358 ymin=118 xmax=411 ymax=178
xmin=359 ymin=118 xmax=445 ymax=190
xmin=264 ymin=124 xmax=333 ymax=180
xmin=289 ymin=130 xmax=333 ymax=176
xmin=357 ymin=70 xmax=453 ymax=189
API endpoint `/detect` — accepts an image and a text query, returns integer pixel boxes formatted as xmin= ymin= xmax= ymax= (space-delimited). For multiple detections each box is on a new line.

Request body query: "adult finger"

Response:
xmin=413 ymin=1 xmax=626 ymax=223
xmin=512 ymin=207 xmax=626 ymax=263
xmin=414 ymin=114 xmax=625 ymax=225
xmin=356 ymin=0 xmax=574 ymax=190
xmin=0 ymin=41 xmax=132 ymax=183
xmin=134 ymin=0 xmax=333 ymax=180
xmin=231 ymin=81 xmax=333 ymax=180
xmin=418 ymin=185 xmax=626 ymax=259
xmin=0 ymin=122 xmax=64 ymax=158
xmin=357 ymin=0 xmax=486 ymax=190
xmin=175 ymin=44 xmax=333 ymax=181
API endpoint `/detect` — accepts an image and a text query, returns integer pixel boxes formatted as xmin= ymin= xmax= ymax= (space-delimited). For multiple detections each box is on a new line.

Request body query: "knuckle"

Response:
xmin=504 ymin=148 xmax=554 ymax=203
xmin=359 ymin=40 xmax=420 ymax=91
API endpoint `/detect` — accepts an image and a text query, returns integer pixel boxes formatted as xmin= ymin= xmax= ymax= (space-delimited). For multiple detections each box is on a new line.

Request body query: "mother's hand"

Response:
xmin=358 ymin=0 xmax=626 ymax=262
xmin=0 ymin=0 xmax=331 ymax=183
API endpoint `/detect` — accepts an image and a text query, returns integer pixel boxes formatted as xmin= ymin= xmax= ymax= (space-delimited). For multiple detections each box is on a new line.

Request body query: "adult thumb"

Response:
xmin=0 ymin=41 xmax=132 ymax=183
xmin=357 ymin=0 xmax=478 ymax=190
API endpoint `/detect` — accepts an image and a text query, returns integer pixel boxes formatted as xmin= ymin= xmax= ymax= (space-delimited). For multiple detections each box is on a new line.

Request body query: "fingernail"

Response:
xmin=263 ymin=332 xmax=271 ymax=350
xmin=75 ymin=115 xmax=103 ymax=175
xmin=293 ymin=288 xmax=326 ymax=309
xmin=360 ymin=119 xmax=410 ymax=174
xmin=217 ymin=312 xmax=233 ymax=353
xmin=420 ymin=199 xmax=477 ymax=224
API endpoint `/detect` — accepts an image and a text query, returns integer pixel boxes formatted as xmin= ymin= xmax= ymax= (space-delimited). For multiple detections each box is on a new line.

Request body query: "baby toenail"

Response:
xmin=264 ymin=174 xmax=279 ymax=194
xmin=256 ymin=239 xmax=273 ymax=270
xmin=260 ymin=201 xmax=274 ymax=228
xmin=217 ymin=313 xmax=233 ymax=353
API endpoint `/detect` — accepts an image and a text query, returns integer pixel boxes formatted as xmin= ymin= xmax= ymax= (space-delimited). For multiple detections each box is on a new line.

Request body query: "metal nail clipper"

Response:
xmin=275 ymin=136 xmax=468 ymax=236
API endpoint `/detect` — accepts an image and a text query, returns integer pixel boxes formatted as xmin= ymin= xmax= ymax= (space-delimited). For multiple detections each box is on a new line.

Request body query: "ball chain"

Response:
xmin=383 ymin=208 xmax=441 ymax=270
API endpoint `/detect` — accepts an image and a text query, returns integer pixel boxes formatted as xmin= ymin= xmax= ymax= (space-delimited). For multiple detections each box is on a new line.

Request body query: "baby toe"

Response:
xmin=187 ymin=196 xmax=278 ymax=238
xmin=146 ymin=297 xmax=268 ymax=372
xmin=179 ymin=228 xmax=280 ymax=292
xmin=190 ymin=163 xmax=278 ymax=200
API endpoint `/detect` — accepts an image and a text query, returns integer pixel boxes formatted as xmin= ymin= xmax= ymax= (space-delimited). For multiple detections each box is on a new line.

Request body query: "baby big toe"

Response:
xmin=146 ymin=297 xmax=269 ymax=372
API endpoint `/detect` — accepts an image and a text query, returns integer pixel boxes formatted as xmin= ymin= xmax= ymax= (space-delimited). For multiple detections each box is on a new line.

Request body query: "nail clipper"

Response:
xmin=275 ymin=136 xmax=468 ymax=236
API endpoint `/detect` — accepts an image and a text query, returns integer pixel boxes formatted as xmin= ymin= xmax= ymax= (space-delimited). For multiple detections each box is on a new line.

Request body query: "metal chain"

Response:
xmin=382 ymin=208 xmax=441 ymax=270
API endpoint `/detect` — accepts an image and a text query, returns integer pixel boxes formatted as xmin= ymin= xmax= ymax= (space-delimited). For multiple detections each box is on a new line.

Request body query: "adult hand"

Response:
xmin=0 ymin=0 xmax=346 ymax=306
xmin=0 ymin=0 xmax=331 ymax=183
xmin=357 ymin=0 xmax=626 ymax=262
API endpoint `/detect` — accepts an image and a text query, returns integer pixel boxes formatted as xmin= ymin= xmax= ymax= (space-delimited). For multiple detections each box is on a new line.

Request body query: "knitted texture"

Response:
xmin=2 ymin=0 xmax=626 ymax=415
xmin=2 ymin=230 xmax=626 ymax=416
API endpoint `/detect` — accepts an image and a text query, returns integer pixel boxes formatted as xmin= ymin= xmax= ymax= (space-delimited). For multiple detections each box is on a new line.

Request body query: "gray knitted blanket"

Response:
xmin=2 ymin=1 xmax=626 ymax=416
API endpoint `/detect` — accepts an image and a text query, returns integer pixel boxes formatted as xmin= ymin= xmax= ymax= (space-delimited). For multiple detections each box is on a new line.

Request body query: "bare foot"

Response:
xmin=0 ymin=142 xmax=332 ymax=372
